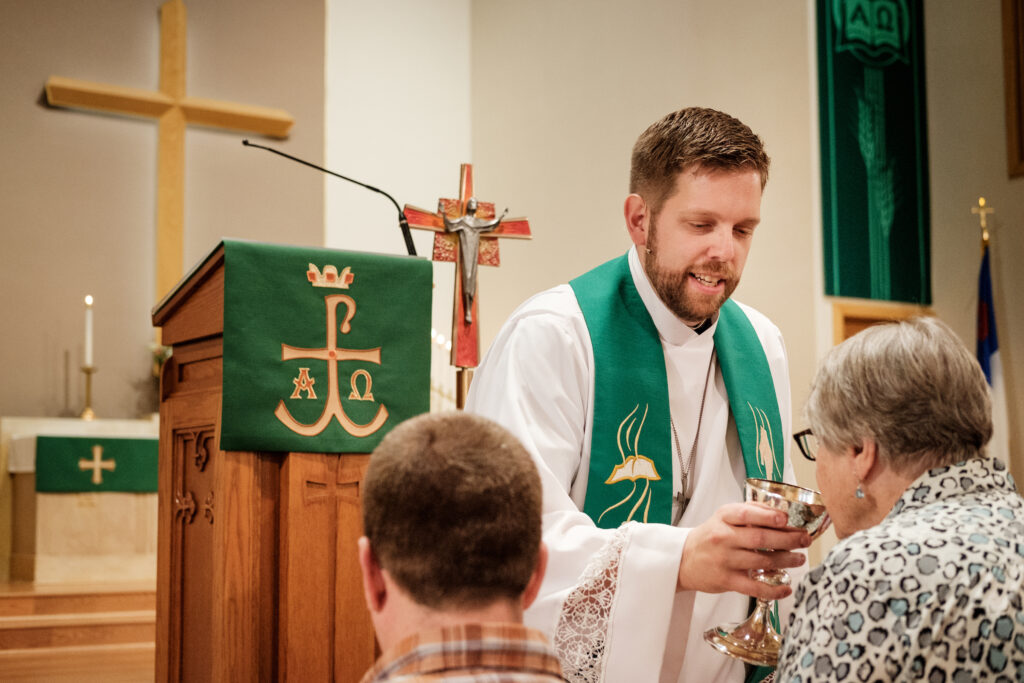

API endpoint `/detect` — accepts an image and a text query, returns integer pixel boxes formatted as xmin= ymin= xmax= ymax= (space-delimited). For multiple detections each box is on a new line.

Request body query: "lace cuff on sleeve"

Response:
xmin=553 ymin=526 xmax=628 ymax=682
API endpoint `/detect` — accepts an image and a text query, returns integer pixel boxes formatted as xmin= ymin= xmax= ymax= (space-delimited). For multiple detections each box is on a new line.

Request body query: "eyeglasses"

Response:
xmin=793 ymin=428 xmax=819 ymax=462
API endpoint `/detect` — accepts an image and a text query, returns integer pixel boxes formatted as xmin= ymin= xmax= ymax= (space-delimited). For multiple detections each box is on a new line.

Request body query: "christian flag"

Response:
xmin=977 ymin=246 xmax=1010 ymax=463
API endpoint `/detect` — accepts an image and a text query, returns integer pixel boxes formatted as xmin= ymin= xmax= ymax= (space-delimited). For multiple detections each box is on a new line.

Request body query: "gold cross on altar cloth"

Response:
xmin=44 ymin=0 xmax=293 ymax=303
xmin=79 ymin=444 xmax=116 ymax=485
xmin=403 ymin=164 xmax=531 ymax=369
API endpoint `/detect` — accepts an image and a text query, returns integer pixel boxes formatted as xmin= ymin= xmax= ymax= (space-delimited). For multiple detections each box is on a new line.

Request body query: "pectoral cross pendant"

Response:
xmin=673 ymin=487 xmax=690 ymax=525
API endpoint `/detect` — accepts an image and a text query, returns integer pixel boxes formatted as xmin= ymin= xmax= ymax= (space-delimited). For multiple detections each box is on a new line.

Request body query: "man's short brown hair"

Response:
xmin=361 ymin=412 xmax=542 ymax=609
xmin=630 ymin=107 xmax=770 ymax=217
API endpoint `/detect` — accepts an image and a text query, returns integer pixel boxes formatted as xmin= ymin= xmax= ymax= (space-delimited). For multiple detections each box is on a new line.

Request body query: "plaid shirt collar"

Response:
xmin=360 ymin=622 xmax=565 ymax=682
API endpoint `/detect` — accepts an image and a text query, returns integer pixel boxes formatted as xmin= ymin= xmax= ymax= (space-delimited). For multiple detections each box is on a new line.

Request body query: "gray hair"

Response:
xmin=805 ymin=317 xmax=992 ymax=474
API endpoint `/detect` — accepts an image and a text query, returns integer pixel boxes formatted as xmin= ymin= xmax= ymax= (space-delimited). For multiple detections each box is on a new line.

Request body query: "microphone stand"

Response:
xmin=242 ymin=140 xmax=417 ymax=257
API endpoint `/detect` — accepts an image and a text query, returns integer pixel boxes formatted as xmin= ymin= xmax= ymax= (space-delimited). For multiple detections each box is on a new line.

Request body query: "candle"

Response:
xmin=84 ymin=295 xmax=94 ymax=367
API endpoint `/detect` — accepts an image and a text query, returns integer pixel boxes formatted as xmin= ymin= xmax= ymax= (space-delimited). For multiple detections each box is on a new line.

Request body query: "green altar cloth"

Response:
xmin=35 ymin=436 xmax=158 ymax=492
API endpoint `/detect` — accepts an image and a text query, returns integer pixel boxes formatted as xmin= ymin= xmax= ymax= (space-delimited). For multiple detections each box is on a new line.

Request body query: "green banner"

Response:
xmin=35 ymin=436 xmax=158 ymax=493
xmin=220 ymin=240 xmax=432 ymax=454
xmin=818 ymin=0 xmax=931 ymax=303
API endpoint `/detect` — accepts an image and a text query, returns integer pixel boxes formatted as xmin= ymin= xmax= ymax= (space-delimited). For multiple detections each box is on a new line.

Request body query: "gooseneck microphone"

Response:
xmin=242 ymin=139 xmax=417 ymax=257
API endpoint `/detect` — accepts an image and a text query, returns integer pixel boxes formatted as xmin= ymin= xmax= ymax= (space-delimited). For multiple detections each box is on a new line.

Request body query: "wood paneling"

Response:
xmin=832 ymin=299 xmax=933 ymax=344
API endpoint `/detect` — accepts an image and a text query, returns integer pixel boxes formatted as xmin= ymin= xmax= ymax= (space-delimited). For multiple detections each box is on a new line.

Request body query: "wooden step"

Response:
xmin=0 ymin=642 xmax=155 ymax=682
xmin=0 ymin=581 xmax=155 ymax=617
xmin=0 ymin=581 xmax=156 ymax=679
xmin=0 ymin=609 xmax=155 ymax=649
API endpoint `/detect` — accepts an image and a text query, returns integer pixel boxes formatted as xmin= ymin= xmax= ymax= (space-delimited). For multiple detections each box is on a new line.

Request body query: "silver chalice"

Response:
xmin=703 ymin=478 xmax=831 ymax=667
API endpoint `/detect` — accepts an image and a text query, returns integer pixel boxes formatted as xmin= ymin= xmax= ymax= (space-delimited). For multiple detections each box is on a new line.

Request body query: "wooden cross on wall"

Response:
xmin=44 ymin=0 xmax=294 ymax=302
xmin=403 ymin=164 xmax=531 ymax=369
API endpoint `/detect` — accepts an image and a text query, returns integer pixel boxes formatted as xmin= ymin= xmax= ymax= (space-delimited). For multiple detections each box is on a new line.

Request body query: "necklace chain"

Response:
xmin=671 ymin=349 xmax=715 ymax=524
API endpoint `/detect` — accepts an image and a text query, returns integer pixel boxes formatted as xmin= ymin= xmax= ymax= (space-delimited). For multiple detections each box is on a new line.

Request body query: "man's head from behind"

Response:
xmin=358 ymin=411 xmax=545 ymax=646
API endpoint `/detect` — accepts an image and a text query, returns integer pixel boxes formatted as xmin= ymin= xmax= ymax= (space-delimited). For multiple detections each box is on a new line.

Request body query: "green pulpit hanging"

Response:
xmin=217 ymin=239 xmax=432 ymax=453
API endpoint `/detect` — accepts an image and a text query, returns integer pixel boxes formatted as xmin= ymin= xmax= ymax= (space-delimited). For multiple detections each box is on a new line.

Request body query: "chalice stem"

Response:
xmin=748 ymin=598 xmax=771 ymax=638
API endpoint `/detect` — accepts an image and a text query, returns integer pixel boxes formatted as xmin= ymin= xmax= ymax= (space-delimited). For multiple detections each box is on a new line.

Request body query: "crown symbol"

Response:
xmin=307 ymin=263 xmax=354 ymax=289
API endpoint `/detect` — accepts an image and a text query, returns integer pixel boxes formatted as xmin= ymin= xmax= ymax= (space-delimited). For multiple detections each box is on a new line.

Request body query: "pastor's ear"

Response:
xmin=624 ymin=194 xmax=650 ymax=249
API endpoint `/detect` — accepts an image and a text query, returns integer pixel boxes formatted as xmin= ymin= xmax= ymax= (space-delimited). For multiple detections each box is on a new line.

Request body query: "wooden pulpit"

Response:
xmin=152 ymin=240 xmax=431 ymax=681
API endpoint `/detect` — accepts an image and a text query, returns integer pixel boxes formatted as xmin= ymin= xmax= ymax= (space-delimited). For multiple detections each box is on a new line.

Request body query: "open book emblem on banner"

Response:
xmin=274 ymin=265 xmax=389 ymax=438
xmin=832 ymin=0 xmax=910 ymax=66
xmin=598 ymin=404 xmax=661 ymax=524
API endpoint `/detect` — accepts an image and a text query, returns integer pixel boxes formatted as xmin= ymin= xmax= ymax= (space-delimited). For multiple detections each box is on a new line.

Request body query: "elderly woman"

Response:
xmin=776 ymin=317 xmax=1024 ymax=682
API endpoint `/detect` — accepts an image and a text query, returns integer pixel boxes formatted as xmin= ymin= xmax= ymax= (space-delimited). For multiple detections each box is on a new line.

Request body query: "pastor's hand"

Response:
xmin=676 ymin=502 xmax=809 ymax=600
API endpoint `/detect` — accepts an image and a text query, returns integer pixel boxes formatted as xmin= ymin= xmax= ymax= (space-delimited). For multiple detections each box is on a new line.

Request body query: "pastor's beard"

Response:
xmin=643 ymin=249 xmax=738 ymax=324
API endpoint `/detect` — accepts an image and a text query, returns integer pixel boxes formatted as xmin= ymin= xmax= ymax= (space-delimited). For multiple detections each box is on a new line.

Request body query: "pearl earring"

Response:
xmin=855 ymin=484 xmax=865 ymax=499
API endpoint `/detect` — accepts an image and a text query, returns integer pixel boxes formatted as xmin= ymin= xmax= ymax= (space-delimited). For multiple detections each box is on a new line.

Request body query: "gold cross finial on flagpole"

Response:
xmin=972 ymin=197 xmax=994 ymax=248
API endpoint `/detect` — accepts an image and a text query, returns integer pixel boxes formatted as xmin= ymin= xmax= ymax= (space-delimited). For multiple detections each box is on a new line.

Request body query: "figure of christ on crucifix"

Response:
xmin=443 ymin=197 xmax=507 ymax=325
xmin=404 ymin=164 xmax=531 ymax=370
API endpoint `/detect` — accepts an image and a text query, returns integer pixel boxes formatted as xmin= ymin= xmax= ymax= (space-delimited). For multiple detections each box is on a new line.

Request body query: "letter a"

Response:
xmin=290 ymin=368 xmax=317 ymax=399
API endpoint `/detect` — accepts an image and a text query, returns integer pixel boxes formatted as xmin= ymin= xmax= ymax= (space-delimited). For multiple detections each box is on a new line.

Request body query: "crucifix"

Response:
xmin=79 ymin=444 xmax=116 ymax=485
xmin=44 ymin=0 xmax=294 ymax=303
xmin=972 ymin=196 xmax=995 ymax=251
xmin=403 ymin=164 xmax=531 ymax=406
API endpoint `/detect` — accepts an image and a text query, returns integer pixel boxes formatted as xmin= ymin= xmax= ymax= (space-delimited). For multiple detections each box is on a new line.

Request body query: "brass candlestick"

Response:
xmin=80 ymin=365 xmax=96 ymax=420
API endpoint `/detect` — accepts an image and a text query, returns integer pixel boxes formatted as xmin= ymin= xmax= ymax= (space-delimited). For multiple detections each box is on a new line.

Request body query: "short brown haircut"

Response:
xmin=361 ymin=412 xmax=543 ymax=609
xmin=630 ymin=107 xmax=770 ymax=217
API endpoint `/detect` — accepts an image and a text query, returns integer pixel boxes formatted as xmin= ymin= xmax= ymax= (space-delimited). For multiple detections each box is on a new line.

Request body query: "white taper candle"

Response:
xmin=84 ymin=295 xmax=94 ymax=366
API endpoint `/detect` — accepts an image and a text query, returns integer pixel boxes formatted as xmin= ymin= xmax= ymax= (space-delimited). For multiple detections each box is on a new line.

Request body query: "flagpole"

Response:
xmin=973 ymin=196 xmax=1010 ymax=466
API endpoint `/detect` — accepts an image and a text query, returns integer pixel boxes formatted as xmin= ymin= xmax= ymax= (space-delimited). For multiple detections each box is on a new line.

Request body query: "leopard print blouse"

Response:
xmin=776 ymin=457 xmax=1024 ymax=682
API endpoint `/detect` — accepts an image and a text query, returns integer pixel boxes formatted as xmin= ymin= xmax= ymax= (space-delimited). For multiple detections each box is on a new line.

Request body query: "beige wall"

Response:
xmin=0 ymin=0 xmax=325 ymax=420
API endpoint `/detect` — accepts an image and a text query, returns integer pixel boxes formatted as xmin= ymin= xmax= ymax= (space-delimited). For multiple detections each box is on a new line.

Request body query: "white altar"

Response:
xmin=1 ymin=416 xmax=159 ymax=583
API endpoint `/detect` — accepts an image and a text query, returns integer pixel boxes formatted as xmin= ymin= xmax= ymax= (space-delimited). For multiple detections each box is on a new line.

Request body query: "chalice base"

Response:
xmin=703 ymin=606 xmax=781 ymax=668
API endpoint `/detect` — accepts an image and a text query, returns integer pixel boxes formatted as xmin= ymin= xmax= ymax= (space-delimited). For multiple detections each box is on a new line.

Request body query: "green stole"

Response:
xmin=570 ymin=254 xmax=783 ymax=682
xmin=569 ymin=254 xmax=784 ymax=525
